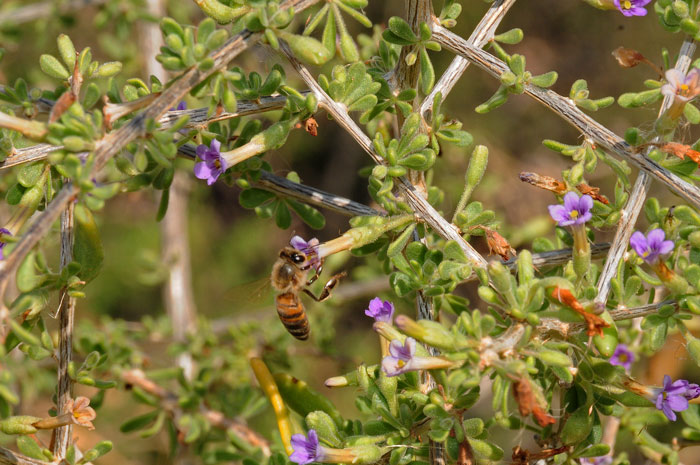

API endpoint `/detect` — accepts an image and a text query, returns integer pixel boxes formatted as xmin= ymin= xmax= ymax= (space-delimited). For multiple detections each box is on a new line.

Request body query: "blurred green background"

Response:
xmin=2 ymin=0 xmax=700 ymax=462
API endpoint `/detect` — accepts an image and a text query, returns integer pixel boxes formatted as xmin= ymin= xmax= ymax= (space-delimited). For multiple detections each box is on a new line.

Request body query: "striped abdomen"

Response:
xmin=276 ymin=292 xmax=309 ymax=340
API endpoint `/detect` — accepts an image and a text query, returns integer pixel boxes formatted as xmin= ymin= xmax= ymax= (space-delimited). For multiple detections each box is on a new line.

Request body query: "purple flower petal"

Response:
xmin=563 ymin=191 xmax=580 ymax=212
xmin=631 ymin=229 xmax=674 ymax=264
xmin=549 ymin=192 xmax=593 ymax=227
xmin=365 ymin=297 xmax=395 ymax=323
xmin=289 ymin=430 xmax=319 ymax=465
xmin=290 ymin=235 xmax=308 ymax=251
xmin=194 ymin=161 xmax=214 ymax=181
xmin=666 ymin=394 xmax=689 ymax=411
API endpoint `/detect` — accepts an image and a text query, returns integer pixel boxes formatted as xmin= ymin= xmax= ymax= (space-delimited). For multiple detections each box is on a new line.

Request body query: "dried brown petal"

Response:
xmin=576 ymin=183 xmax=609 ymax=205
xmin=550 ymin=287 xmax=609 ymax=337
xmin=612 ymin=46 xmax=646 ymax=68
xmin=518 ymin=172 xmax=566 ymax=194
xmin=484 ymin=228 xmax=516 ymax=261
xmin=658 ymin=142 xmax=700 ymax=165
xmin=304 ymin=117 xmax=318 ymax=137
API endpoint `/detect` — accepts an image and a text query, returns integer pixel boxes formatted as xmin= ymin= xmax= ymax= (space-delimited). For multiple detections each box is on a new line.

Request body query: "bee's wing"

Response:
xmin=224 ymin=276 xmax=275 ymax=312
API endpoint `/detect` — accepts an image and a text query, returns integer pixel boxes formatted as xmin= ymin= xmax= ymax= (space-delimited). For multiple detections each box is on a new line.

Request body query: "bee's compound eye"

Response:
xmin=291 ymin=253 xmax=306 ymax=264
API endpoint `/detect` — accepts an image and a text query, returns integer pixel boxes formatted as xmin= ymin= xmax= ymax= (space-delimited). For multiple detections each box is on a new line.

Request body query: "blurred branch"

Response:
xmin=419 ymin=0 xmax=516 ymax=119
xmin=430 ymin=24 xmax=700 ymax=210
xmin=0 ymin=447 xmax=48 ymax=465
xmin=0 ymin=0 xmax=321 ymax=303
xmin=537 ymin=300 xmax=677 ymax=337
xmin=52 ymin=203 xmax=76 ymax=459
xmin=143 ymin=0 xmax=198 ymax=384
xmin=279 ymin=41 xmax=489 ymax=269
xmin=0 ymin=85 xmax=54 ymax=112
xmin=0 ymin=144 xmax=61 ymax=170
xmin=121 ymin=369 xmax=271 ymax=456
xmin=159 ymin=93 xmax=301 ymax=129
xmin=0 ymin=0 xmax=109 ymax=26
xmin=504 ymin=242 xmax=611 ymax=270
xmin=177 ymin=143 xmax=378 ymax=216
xmin=257 ymin=170 xmax=381 ymax=216
xmin=0 ymin=94 xmax=300 ymax=172
xmin=594 ymin=38 xmax=696 ymax=307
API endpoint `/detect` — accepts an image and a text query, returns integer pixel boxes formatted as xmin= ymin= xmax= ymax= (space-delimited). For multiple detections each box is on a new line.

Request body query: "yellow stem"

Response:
xmin=250 ymin=358 xmax=294 ymax=455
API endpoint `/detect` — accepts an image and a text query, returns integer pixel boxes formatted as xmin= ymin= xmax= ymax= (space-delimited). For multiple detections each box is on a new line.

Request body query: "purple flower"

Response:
xmin=548 ymin=192 xmax=593 ymax=227
xmin=170 ymin=102 xmax=187 ymax=111
xmin=656 ymin=375 xmax=694 ymax=421
xmin=662 ymin=68 xmax=700 ymax=104
xmin=290 ymin=429 xmax=321 ymax=465
xmin=630 ymin=229 xmax=674 ymax=264
xmin=609 ymin=344 xmax=634 ymax=371
xmin=365 ymin=298 xmax=395 ymax=323
xmin=194 ymin=139 xmax=226 ymax=186
xmin=382 ymin=337 xmax=417 ymax=377
xmin=0 ymin=228 xmax=11 ymax=260
xmin=613 ymin=0 xmax=651 ymax=16
xmin=685 ymin=382 xmax=700 ymax=400
xmin=580 ymin=457 xmax=613 ymax=465
xmin=290 ymin=235 xmax=321 ymax=271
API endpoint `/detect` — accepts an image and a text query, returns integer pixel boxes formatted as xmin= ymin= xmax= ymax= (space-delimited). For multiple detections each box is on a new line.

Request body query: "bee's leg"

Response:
xmin=304 ymin=260 xmax=324 ymax=286
xmin=303 ymin=271 xmax=346 ymax=302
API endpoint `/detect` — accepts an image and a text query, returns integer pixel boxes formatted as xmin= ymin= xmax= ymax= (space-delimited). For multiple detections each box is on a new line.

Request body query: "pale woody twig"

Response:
xmin=430 ymin=24 xmax=700 ymax=210
xmin=419 ymin=0 xmax=517 ymax=119
xmin=0 ymin=95 xmax=296 ymax=172
xmin=594 ymin=38 xmax=697 ymax=307
xmin=0 ymin=446 xmax=48 ymax=465
xmin=52 ymin=203 xmax=76 ymax=459
xmin=279 ymin=42 xmax=489 ymax=269
xmin=0 ymin=0 xmax=109 ymax=26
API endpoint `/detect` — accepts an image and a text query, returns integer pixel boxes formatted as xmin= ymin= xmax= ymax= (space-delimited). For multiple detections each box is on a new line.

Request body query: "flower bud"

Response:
xmin=0 ymin=416 xmax=41 ymax=435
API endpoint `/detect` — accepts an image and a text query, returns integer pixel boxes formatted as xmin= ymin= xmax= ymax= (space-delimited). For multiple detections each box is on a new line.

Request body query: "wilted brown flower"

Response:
xmin=549 ymin=287 xmax=609 ymax=337
xmin=512 ymin=377 xmax=556 ymax=427
xmin=518 ymin=172 xmax=566 ymax=194
xmin=612 ymin=46 xmax=663 ymax=77
xmin=576 ymin=183 xmax=609 ymax=205
xmin=483 ymin=227 xmax=516 ymax=261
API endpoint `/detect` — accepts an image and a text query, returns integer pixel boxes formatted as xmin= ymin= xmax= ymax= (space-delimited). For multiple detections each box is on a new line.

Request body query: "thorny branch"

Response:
xmin=0 ymin=0 xmax=109 ymax=26
xmin=419 ymin=0 xmax=517 ymax=119
xmin=430 ymin=24 xmax=700 ymax=210
xmin=0 ymin=94 xmax=298 ymax=172
xmin=279 ymin=42 xmax=489 ymax=269
xmin=51 ymin=204 xmax=76 ymax=459
xmin=0 ymin=447 xmax=48 ymax=465
xmin=594 ymin=38 xmax=697 ymax=306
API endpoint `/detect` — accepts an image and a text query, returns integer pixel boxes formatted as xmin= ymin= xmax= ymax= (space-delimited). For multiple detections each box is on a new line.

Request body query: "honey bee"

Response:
xmin=270 ymin=246 xmax=345 ymax=340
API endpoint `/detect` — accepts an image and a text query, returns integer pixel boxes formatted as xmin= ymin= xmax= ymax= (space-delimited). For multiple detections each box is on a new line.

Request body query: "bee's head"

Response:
xmin=280 ymin=247 xmax=307 ymax=266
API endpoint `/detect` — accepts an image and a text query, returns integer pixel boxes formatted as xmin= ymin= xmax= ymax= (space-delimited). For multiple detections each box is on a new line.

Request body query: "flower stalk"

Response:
xmin=250 ymin=357 xmax=295 ymax=455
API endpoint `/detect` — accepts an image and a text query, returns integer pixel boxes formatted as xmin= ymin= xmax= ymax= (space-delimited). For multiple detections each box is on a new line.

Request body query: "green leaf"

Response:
xmin=530 ymin=71 xmax=558 ymax=88
xmin=16 ymin=436 xmax=45 ymax=460
xmin=274 ymin=201 xmax=292 ymax=229
xmin=74 ymin=204 xmax=104 ymax=283
xmin=419 ymin=47 xmax=434 ymax=94
xmin=40 ymin=54 xmax=70 ymax=80
xmin=387 ymin=17 xmax=418 ymax=43
xmin=239 ymin=188 xmax=275 ymax=209
xmin=120 ymin=410 xmax=160 ymax=433
xmin=560 ymin=405 xmax=593 ymax=444
xmin=287 ymin=200 xmax=325 ymax=229
xmin=278 ymin=32 xmax=333 ymax=65
xmin=387 ymin=224 xmax=416 ymax=257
